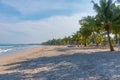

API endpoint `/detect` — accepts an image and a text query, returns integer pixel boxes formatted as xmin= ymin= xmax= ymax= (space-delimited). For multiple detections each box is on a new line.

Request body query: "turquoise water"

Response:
xmin=0 ymin=44 xmax=40 ymax=56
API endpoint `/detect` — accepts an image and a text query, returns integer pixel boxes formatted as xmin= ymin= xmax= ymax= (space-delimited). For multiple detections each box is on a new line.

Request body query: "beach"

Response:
xmin=0 ymin=46 xmax=120 ymax=80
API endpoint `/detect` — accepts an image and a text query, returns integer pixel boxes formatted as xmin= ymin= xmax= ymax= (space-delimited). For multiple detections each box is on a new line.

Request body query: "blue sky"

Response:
xmin=0 ymin=0 xmax=99 ymax=43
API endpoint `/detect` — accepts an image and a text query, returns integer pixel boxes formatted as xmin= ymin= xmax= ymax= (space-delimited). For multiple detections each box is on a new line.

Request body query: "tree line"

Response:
xmin=42 ymin=0 xmax=120 ymax=51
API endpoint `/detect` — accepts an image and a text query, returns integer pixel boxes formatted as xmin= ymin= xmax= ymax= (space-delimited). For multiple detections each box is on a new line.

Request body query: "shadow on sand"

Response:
xmin=0 ymin=51 xmax=120 ymax=80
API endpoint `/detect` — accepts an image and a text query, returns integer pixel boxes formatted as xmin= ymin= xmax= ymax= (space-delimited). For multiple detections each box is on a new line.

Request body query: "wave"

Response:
xmin=0 ymin=48 xmax=12 ymax=54
xmin=0 ymin=44 xmax=39 ymax=56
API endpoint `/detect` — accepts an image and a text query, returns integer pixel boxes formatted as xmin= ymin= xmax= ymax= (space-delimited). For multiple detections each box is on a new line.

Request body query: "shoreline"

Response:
xmin=0 ymin=45 xmax=44 ymax=64
xmin=0 ymin=45 xmax=40 ymax=57
xmin=0 ymin=46 xmax=120 ymax=80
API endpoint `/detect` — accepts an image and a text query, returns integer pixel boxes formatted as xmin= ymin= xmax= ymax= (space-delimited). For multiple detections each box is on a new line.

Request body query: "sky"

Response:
xmin=0 ymin=0 xmax=100 ymax=44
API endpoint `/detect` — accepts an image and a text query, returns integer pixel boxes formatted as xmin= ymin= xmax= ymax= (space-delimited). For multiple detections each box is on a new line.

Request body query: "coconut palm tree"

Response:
xmin=111 ymin=5 xmax=120 ymax=44
xmin=92 ymin=0 xmax=118 ymax=51
xmin=79 ymin=16 xmax=102 ymax=45
xmin=79 ymin=27 xmax=92 ymax=46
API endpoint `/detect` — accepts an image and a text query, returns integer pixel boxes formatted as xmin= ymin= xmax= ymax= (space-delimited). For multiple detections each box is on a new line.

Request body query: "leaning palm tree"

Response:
xmin=92 ymin=0 xmax=118 ymax=51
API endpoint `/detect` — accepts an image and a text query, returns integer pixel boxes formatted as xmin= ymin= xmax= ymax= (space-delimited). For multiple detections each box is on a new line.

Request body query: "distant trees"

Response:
xmin=41 ymin=36 xmax=72 ymax=45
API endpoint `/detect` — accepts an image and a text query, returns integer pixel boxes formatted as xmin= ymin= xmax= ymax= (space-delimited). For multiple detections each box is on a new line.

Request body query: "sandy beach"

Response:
xmin=0 ymin=46 xmax=120 ymax=80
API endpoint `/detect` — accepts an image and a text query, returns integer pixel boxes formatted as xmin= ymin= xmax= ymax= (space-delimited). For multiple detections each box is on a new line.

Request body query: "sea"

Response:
xmin=0 ymin=44 xmax=40 ymax=56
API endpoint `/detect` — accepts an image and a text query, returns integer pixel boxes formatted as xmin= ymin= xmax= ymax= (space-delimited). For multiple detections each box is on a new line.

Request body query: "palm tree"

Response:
xmin=71 ymin=31 xmax=81 ymax=46
xmin=79 ymin=27 xmax=92 ymax=46
xmin=79 ymin=16 xmax=102 ymax=45
xmin=79 ymin=16 xmax=99 ymax=32
xmin=111 ymin=6 xmax=120 ymax=44
xmin=92 ymin=0 xmax=118 ymax=51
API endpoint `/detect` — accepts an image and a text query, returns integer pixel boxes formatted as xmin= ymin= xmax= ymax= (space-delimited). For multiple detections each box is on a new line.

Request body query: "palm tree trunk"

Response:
xmin=92 ymin=32 xmax=96 ymax=44
xmin=107 ymin=30 xmax=114 ymax=51
xmin=115 ymin=34 xmax=118 ymax=44
xmin=119 ymin=34 xmax=120 ymax=44
xmin=84 ymin=39 xmax=87 ymax=47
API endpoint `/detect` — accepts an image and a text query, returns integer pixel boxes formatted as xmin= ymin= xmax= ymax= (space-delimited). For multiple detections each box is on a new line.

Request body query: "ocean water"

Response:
xmin=0 ymin=44 xmax=40 ymax=56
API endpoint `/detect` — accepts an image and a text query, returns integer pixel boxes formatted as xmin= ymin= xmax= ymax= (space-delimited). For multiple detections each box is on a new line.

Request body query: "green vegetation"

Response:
xmin=42 ymin=0 xmax=120 ymax=51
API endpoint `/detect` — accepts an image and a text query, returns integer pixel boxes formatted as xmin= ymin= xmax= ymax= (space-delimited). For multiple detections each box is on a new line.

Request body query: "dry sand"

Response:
xmin=0 ymin=46 xmax=120 ymax=80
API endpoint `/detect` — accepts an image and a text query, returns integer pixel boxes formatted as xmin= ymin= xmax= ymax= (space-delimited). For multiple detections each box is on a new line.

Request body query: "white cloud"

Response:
xmin=0 ymin=13 xmax=94 ymax=43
